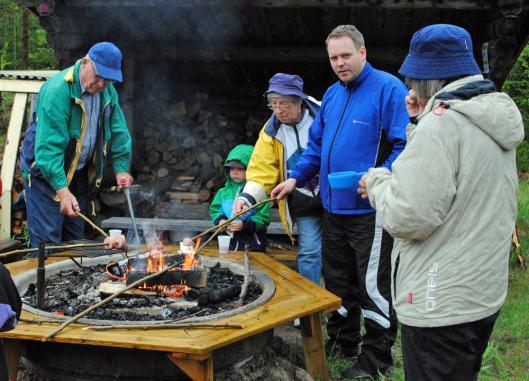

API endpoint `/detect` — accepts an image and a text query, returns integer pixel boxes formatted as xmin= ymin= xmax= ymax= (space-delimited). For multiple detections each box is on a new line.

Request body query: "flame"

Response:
xmin=146 ymin=248 xmax=165 ymax=272
xmin=133 ymin=238 xmax=202 ymax=296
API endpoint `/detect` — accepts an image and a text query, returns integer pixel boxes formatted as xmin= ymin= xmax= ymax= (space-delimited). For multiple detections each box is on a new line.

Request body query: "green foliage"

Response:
xmin=0 ymin=0 xmax=58 ymax=70
xmin=504 ymin=44 xmax=529 ymax=171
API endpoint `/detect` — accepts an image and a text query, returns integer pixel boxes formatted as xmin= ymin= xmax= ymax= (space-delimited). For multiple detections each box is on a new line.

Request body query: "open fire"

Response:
xmin=104 ymin=239 xmax=207 ymax=299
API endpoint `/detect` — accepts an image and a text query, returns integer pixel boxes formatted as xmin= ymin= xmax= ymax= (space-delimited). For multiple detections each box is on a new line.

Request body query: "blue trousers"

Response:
xmin=24 ymin=173 xmax=89 ymax=248
xmin=295 ymin=214 xmax=323 ymax=285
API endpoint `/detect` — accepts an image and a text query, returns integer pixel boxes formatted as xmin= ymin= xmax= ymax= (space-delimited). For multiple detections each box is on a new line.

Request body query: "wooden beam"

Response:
xmin=0 ymin=93 xmax=28 ymax=240
xmin=55 ymin=0 xmax=496 ymax=10
xmin=0 ymin=79 xmax=45 ymax=93
xmin=168 ymin=353 xmax=213 ymax=381
xmin=301 ymin=312 xmax=328 ymax=381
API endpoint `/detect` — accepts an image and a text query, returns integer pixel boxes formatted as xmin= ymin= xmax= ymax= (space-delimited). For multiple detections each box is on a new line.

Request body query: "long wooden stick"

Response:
xmin=83 ymin=322 xmax=244 ymax=331
xmin=44 ymin=235 xmax=213 ymax=341
xmin=191 ymin=197 xmax=276 ymax=241
xmin=76 ymin=211 xmax=108 ymax=237
xmin=0 ymin=242 xmax=107 ymax=259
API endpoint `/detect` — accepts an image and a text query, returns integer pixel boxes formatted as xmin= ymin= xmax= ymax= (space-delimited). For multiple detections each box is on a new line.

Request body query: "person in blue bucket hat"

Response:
xmin=359 ymin=24 xmax=524 ymax=380
xmin=19 ymin=41 xmax=132 ymax=247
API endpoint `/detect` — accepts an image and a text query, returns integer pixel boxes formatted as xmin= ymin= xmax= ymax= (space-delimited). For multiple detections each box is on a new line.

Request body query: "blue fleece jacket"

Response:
xmin=290 ymin=62 xmax=408 ymax=215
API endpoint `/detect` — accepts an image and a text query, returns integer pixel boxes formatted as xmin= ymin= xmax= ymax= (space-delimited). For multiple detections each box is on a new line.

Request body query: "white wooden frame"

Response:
xmin=0 ymin=79 xmax=46 ymax=240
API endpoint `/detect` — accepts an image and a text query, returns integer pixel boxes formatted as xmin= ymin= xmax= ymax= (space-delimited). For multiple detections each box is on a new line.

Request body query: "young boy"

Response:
xmin=210 ymin=144 xmax=271 ymax=252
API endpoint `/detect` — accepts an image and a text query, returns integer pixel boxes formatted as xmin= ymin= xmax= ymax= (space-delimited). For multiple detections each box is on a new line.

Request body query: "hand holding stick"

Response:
xmin=191 ymin=197 xmax=275 ymax=241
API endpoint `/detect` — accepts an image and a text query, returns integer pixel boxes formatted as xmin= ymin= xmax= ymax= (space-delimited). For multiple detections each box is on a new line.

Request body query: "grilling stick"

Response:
xmin=191 ymin=197 xmax=276 ymax=241
xmin=0 ymin=242 xmax=107 ymax=259
xmin=75 ymin=211 xmax=108 ymax=237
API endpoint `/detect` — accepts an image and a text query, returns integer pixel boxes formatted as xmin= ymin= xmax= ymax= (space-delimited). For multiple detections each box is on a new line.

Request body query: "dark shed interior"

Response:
xmin=16 ymin=1 xmax=529 ymax=216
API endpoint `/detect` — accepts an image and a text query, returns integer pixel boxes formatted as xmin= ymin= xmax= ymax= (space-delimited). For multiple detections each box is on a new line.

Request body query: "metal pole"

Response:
xmin=36 ymin=241 xmax=46 ymax=309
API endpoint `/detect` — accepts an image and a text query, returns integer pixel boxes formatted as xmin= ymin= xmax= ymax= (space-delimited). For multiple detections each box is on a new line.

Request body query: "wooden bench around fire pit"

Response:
xmin=1 ymin=246 xmax=340 ymax=381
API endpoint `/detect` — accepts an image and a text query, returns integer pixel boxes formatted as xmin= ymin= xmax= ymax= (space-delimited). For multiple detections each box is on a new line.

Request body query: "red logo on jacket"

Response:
xmin=408 ymin=292 xmax=413 ymax=304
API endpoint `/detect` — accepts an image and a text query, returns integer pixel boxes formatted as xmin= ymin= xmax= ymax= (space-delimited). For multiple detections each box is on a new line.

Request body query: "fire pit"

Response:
xmin=1 ymin=247 xmax=340 ymax=381
xmin=17 ymin=251 xmax=274 ymax=326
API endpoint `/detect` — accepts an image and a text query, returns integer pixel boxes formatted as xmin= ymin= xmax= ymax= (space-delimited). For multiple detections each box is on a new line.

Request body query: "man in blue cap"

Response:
xmin=20 ymin=42 xmax=133 ymax=247
xmin=233 ymin=73 xmax=324 ymax=303
xmin=358 ymin=24 xmax=524 ymax=380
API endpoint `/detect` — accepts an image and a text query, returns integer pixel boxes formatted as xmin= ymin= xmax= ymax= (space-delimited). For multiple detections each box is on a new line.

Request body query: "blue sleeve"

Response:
xmin=290 ymin=101 xmax=326 ymax=184
xmin=379 ymin=80 xmax=409 ymax=170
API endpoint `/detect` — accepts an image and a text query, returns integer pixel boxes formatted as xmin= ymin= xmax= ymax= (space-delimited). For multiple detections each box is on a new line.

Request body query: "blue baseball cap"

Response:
xmin=399 ymin=24 xmax=481 ymax=80
xmin=88 ymin=42 xmax=123 ymax=83
xmin=265 ymin=73 xmax=307 ymax=99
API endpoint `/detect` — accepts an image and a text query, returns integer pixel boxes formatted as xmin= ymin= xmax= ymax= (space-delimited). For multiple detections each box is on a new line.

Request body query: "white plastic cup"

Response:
xmin=109 ymin=229 xmax=122 ymax=238
xmin=218 ymin=236 xmax=231 ymax=254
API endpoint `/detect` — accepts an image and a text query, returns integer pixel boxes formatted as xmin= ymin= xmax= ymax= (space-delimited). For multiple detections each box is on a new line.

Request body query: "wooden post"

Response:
xmin=3 ymin=339 xmax=22 ymax=381
xmin=168 ymin=352 xmax=214 ymax=381
xmin=300 ymin=312 xmax=328 ymax=381
xmin=0 ymin=93 xmax=28 ymax=240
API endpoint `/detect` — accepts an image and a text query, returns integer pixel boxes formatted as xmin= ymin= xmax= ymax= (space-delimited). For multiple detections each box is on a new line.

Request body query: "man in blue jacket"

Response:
xmin=272 ymin=25 xmax=408 ymax=379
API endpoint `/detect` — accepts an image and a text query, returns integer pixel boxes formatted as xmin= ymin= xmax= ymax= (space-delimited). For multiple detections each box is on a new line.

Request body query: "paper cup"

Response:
xmin=218 ymin=236 xmax=231 ymax=254
xmin=109 ymin=229 xmax=122 ymax=238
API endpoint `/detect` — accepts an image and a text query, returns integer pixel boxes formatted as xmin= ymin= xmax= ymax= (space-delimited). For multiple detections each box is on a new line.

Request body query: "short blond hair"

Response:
xmin=326 ymin=25 xmax=365 ymax=49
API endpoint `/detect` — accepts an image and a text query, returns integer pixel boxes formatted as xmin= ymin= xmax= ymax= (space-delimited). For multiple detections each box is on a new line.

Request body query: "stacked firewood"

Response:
xmin=135 ymin=92 xmax=265 ymax=205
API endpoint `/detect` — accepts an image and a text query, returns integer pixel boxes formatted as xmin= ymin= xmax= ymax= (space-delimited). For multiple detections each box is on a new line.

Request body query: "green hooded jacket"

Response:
xmin=31 ymin=59 xmax=131 ymax=193
xmin=210 ymin=144 xmax=271 ymax=232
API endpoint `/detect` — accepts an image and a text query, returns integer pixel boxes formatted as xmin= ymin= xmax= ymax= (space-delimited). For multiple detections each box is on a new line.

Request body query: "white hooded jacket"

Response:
xmin=365 ymin=75 xmax=524 ymax=327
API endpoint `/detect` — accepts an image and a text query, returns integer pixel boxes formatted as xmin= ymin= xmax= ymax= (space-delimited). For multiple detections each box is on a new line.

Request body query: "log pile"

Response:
xmin=133 ymin=92 xmax=264 ymax=206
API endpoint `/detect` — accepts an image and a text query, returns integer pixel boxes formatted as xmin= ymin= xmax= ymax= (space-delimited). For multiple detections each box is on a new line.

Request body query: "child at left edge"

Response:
xmin=209 ymin=144 xmax=271 ymax=252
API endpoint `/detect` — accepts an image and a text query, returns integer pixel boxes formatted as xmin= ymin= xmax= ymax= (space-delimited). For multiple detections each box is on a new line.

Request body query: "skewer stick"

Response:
xmin=191 ymin=197 xmax=275 ymax=241
xmin=75 ymin=211 xmax=108 ymax=237
xmin=83 ymin=322 xmax=244 ymax=331
xmin=0 ymin=242 xmax=107 ymax=259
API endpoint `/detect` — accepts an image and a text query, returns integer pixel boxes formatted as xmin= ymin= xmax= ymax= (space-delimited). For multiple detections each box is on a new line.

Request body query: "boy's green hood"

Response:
xmin=223 ymin=144 xmax=254 ymax=183
xmin=224 ymin=144 xmax=254 ymax=168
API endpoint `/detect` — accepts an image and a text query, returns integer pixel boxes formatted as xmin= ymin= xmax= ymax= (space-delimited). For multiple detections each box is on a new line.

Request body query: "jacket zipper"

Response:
xmin=327 ymin=89 xmax=353 ymax=212
xmin=293 ymin=125 xmax=316 ymax=197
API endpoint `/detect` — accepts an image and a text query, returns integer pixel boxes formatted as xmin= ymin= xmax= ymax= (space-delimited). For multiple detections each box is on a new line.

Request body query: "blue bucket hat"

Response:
xmin=88 ymin=42 xmax=123 ymax=83
xmin=398 ymin=24 xmax=481 ymax=80
xmin=264 ymin=73 xmax=307 ymax=99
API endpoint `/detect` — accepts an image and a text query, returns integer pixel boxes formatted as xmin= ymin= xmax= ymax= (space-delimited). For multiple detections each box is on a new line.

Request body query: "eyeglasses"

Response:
xmin=267 ymin=100 xmax=292 ymax=111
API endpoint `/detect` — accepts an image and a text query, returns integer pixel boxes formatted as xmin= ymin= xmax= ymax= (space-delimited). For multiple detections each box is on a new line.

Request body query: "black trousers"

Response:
xmin=323 ymin=211 xmax=397 ymax=374
xmin=401 ymin=311 xmax=500 ymax=381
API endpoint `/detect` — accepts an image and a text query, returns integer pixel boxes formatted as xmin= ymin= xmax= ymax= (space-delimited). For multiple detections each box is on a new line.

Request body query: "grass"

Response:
xmin=327 ymin=181 xmax=529 ymax=380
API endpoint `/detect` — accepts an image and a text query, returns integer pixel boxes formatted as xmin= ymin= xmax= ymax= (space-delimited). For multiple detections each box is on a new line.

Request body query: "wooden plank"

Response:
xmin=168 ymin=192 xmax=199 ymax=201
xmin=0 ymin=79 xmax=44 ymax=93
xmin=0 ymin=239 xmax=22 ymax=253
xmin=0 ymin=93 xmax=28 ymax=240
xmin=101 ymin=217 xmax=297 ymax=235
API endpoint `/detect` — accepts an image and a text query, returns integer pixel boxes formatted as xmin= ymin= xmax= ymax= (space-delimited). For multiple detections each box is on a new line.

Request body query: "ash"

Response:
xmin=22 ymin=262 xmax=261 ymax=321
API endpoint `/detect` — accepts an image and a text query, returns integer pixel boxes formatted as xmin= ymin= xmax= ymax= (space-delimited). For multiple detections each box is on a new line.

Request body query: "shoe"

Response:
xmin=341 ymin=364 xmax=375 ymax=380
